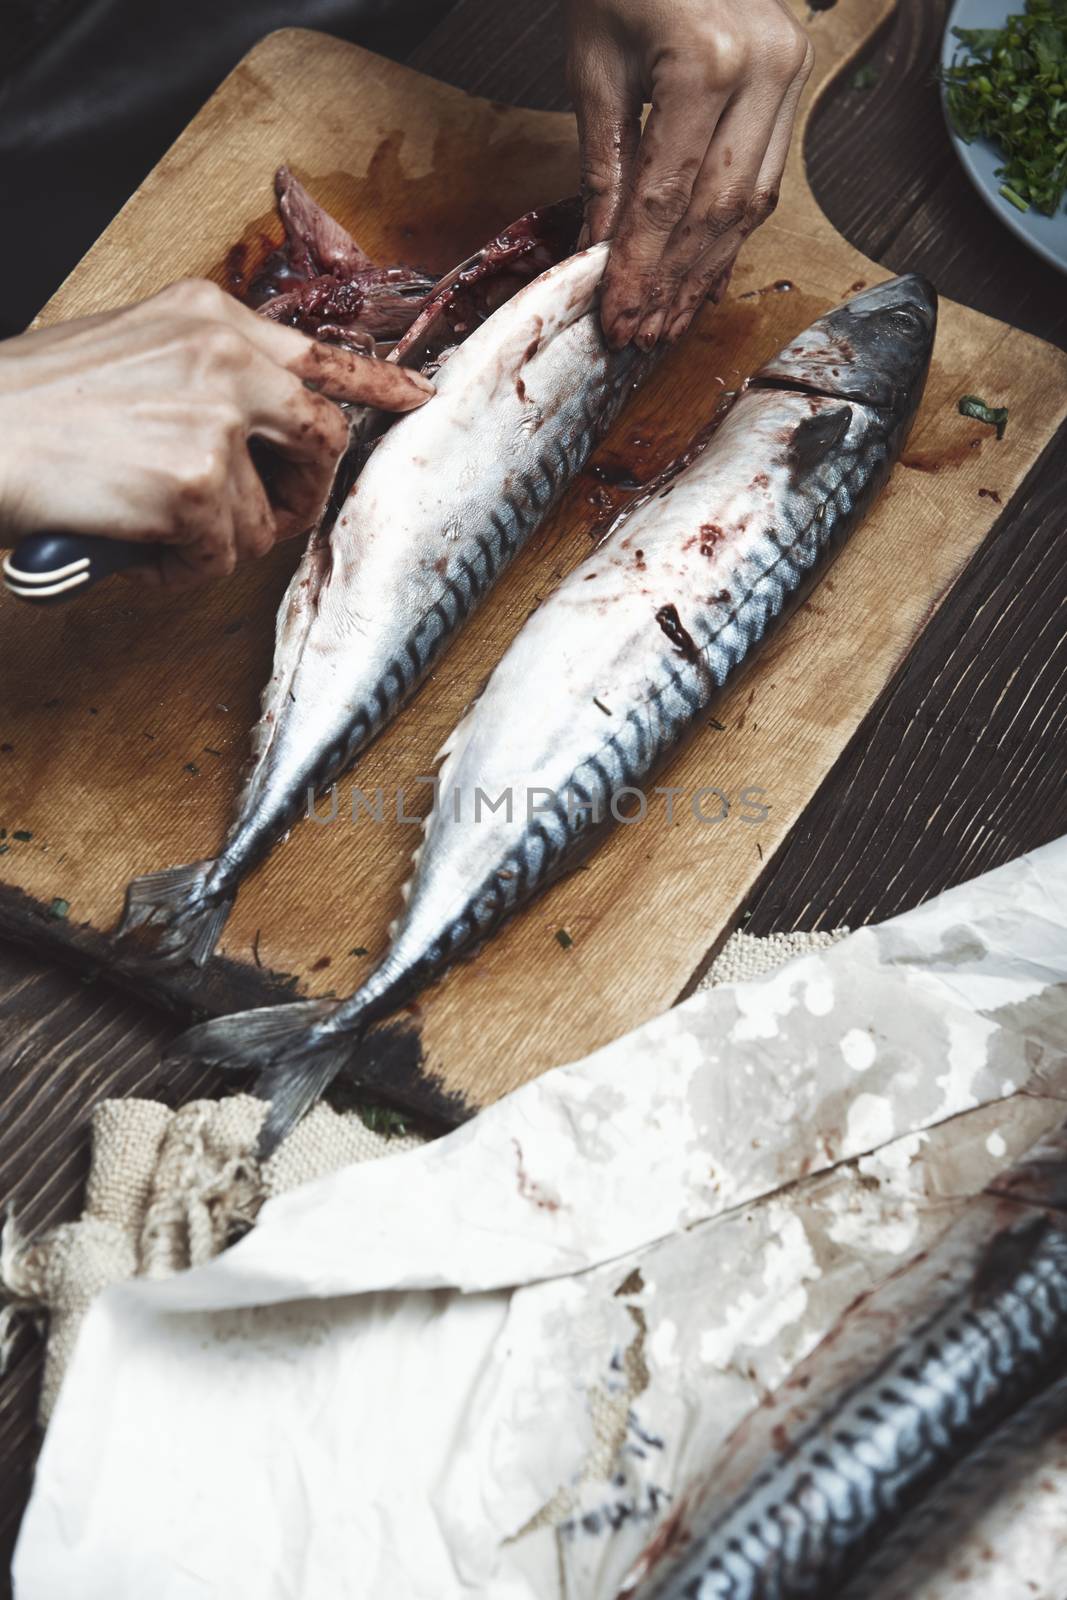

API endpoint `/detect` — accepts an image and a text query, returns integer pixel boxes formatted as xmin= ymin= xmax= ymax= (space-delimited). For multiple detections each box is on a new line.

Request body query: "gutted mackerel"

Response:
xmin=119 ymin=199 xmax=649 ymax=965
xmin=170 ymin=276 xmax=937 ymax=1148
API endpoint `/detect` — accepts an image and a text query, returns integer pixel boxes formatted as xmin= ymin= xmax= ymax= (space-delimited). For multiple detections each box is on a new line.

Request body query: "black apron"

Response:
xmin=0 ymin=0 xmax=456 ymax=335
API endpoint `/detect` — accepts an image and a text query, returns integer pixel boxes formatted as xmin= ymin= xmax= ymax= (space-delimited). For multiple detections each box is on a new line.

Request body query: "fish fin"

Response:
xmin=166 ymin=999 xmax=352 ymax=1156
xmin=255 ymin=1051 xmax=352 ymax=1157
xmin=117 ymin=862 xmax=233 ymax=968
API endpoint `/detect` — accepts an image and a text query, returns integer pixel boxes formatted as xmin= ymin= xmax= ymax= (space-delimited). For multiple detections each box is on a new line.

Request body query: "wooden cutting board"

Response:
xmin=1 ymin=4 xmax=1064 ymax=1121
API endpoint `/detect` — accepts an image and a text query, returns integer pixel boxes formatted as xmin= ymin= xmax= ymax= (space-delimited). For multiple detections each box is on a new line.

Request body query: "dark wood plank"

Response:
xmin=745 ymin=458 xmax=1067 ymax=935
xmin=2 ymin=0 xmax=1065 ymax=1580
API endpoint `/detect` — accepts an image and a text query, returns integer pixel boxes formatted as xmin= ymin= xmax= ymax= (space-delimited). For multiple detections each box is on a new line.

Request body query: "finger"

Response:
xmin=287 ymin=339 xmax=436 ymax=410
xmin=221 ymin=294 xmax=436 ymax=410
xmin=144 ymin=417 xmax=243 ymax=586
xmin=634 ymin=81 xmax=787 ymax=349
xmin=229 ymin=437 xmax=280 ymax=564
xmin=229 ymin=358 xmax=350 ymax=540
xmin=664 ymin=256 xmax=737 ymax=344
xmin=240 ymin=358 xmax=350 ymax=460
xmin=252 ymin=393 xmax=343 ymax=543
xmin=567 ymin=44 xmax=643 ymax=246
xmin=158 ymin=510 xmax=239 ymax=588
xmin=600 ymin=69 xmax=729 ymax=348
xmin=665 ymin=46 xmax=812 ymax=342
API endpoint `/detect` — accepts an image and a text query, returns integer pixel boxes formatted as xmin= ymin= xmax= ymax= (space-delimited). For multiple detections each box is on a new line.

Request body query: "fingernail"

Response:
xmin=636 ymin=309 xmax=667 ymax=350
xmin=408 ymin=370 xmax=437 ymax=394
xmin=665 ymin=310 xmax=693 ymax=343
xmin=603 ymin=305 xmax=641 ymax=349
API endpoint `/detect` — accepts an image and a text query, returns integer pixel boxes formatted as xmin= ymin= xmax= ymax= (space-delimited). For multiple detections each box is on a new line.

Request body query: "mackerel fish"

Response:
xmin=621 ymin=1124 xmax=1067 ymax=1600
xmin=118 ymin=198 xmax=649 ymax=965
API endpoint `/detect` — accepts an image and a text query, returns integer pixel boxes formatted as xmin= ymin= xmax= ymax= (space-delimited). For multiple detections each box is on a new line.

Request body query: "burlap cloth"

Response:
xmin=0 ymin=928 xmax=846 ymax=1422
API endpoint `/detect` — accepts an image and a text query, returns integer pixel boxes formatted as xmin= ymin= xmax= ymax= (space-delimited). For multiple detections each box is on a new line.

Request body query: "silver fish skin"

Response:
xmin=623 ymin=1214 xmax=1067 ymax=1600
xmin=835 ymin=1367 xmax=1067 ymax=1599
xmin=169 ymin=275 xmax=936 ymax=1148
xmin=119 ymin=216 xmax=647 ymax=966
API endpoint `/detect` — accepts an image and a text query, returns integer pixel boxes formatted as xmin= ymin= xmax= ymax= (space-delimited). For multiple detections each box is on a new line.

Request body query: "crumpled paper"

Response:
xmin=13 ymin=838 xmax=1067 ymax=1600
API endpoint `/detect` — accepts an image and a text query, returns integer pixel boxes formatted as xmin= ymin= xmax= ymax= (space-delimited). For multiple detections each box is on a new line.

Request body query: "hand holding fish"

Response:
xmin=0 ymin=278 xmax=434 ymax=585
xmin=565 ymin=0 xmax=813 ymax=348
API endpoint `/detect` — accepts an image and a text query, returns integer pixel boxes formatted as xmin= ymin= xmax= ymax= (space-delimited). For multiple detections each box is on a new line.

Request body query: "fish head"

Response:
xmin=755 ymin=274 xmax=937 ymax=418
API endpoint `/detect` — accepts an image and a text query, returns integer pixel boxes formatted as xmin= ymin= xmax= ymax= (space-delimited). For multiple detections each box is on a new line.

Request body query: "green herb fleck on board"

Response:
xmin=349 ymin=946 xmax=369 ymax=957
xmin=49 ymin=898 xmax=70 ymax=920
xmin=0 ymin=845 xmax=8 ymax=856
xmin=959 ymin=394 xmax=1009 ymax=438
xmin=184 ymin=762 xmax=200 ymax=776
xmin=12 ymin=830 xmax=32 ymax=842
xmin=851 ymin=63 xmax=880 ymax=90
xmin=555 ymin=928 xmax=574 ymax=950
xmin=358 ymin=1103 xmax=409 ymax=1139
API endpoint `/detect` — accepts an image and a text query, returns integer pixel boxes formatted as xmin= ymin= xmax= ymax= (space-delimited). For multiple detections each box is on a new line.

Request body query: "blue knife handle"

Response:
xmin=3 ymin=533 xmax=158 ymax=603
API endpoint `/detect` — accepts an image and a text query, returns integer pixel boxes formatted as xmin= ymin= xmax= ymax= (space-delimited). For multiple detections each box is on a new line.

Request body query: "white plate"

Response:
xmin=941 ymin=0 xmax=1067 ymax=275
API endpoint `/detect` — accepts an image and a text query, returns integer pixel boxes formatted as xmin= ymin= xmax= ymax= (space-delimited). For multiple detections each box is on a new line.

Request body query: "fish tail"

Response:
xmin=165 ymin=999 xmax=358 ymax=1157
xmin=117 ymin=861 xmax=234 ymax=968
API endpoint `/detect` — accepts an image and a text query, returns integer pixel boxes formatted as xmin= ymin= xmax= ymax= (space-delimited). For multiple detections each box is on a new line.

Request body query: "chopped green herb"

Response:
xmin=555 ymin=928 xmax=574 ymax=950
xmin=1000 ymin=182 xmax=1032 ymax=210
xmin=184 ymin=762 xmax=200 ymax=776
xmin=12 ymin=830 xmax=32 ymax=842
xmin=959 ymin=394 xmax=1009 ymax=438
xmin=851 ymin=63 xmax=880 ymax=90
xmin=49 ymin=898 xmax=70 ymax=920
xmin=0 ymin=845 xmax=8 ymax=856
xmin=349 ymin=946 xmax=369 ymax=957
xmin=941 ymin=0 xmax=1067 ymax=217
xmin=0 ymin=828 xmax=6 ymax=839
xmin=357 ymin=1103 xmax=410 ymax=1139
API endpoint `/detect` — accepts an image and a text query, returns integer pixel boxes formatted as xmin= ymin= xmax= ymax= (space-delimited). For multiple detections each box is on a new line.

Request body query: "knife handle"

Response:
xmin=3 ymin=533 xmax=158 ymax=603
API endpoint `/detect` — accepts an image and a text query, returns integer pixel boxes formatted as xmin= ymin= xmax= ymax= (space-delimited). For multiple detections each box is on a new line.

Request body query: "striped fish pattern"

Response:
xmin=630 ymin=1216 xmax=1067 ymax=1599
xmin=170 ymin=275 xmax=937 ymax=1149
xmin=838 ymin=1367 xmax=1067 ymax=1598
xmin=118 ymin=203 xmax=648 ymax=967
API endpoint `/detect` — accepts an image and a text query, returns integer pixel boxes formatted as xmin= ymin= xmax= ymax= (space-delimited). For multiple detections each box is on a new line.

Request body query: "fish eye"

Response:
xmin=887 ymin=306 xmax=923 ymax=335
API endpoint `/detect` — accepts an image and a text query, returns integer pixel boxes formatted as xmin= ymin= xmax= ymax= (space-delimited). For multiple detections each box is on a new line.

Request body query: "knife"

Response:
xmin=3 ymin=532 xmax=158 ymax=603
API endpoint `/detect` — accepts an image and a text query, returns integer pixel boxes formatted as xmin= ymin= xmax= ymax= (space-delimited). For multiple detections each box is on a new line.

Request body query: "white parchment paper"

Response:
xmin=13 ymin=839 xmax=1067 ymax=1599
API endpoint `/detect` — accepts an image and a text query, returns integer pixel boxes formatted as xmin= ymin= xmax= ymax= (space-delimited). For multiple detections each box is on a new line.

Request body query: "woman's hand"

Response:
xmin=0 ymin=279 xmax=434 ymax=586
xmin=565 ymin=0 xmax=813 ymax=348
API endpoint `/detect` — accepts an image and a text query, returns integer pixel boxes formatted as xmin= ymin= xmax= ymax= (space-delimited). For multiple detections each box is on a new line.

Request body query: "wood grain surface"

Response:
xmin=0 ymin=4 xmax=1063 ymax=1120
xmin=2 ymin=0 xmax=1067 ymax=1578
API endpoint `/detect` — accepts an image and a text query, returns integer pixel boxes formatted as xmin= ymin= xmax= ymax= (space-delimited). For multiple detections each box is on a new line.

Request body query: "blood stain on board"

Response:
xmin=902 ymin=436 xmax=984 ymax=473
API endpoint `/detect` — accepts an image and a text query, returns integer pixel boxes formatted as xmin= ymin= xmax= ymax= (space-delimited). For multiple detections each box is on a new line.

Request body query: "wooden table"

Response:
xmin=1 ymin=0 xmax=1064 ymax=1577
